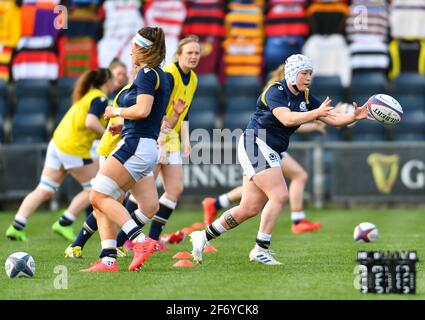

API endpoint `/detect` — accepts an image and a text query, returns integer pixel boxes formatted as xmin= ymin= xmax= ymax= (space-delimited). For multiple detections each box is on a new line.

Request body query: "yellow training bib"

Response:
xmin=96 ymin=83 xmax=132 ymax=157
xmin=162 ymin=63 xmax=198 ymax=152
xmin=53 ymin=88 xmax=107 ymax=158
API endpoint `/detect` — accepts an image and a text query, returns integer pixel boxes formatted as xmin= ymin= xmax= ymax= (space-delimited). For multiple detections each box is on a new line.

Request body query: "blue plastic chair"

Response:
xmin=12 ymin=113 xmax=47 ymax=144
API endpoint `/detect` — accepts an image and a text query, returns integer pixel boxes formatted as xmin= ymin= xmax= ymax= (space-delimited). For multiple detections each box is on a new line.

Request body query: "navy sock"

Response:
xmin=125 ymin=198 xmax=138 ymax=216
xmin=72 ymin=213 xmax=98 ymax=248
xmin=148 ymin=203 xmax=174 ymax=240
xmin=116 ymin=211 xmax=146 ymax=246
xmin=256 ymin=238 xmax=271 ymax=249
xmin=12 ymin=220 xmax=26 ymax=231
xmin=99 ymin=248 xmax=117 ymax=259
xmin=85 ymin=206 xmax=93 ymax=218
xmin=59 ymin=215 xmax=73 ymax=227
xmin=127 ymin=226 xmax=143 ymax=241
xmin=205 ymin=224 xmax=221 ymax=241
xmin=293 ymin=220 xmax=301 ymax=225
xmin=214 ymin=197 xmax=222 ymax=210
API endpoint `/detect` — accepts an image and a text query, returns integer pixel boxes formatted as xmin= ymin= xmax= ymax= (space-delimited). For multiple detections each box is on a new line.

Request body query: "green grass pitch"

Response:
xmin=0 ymin=208 xmax=424 ymax=300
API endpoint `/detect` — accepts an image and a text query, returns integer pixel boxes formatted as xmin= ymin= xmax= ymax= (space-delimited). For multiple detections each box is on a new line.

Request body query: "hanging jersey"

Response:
xmin=53 ymin=88 xmax=108 ymax=158
xmin=246 ymin=80 xmax=321 ymax=154
xmin=163 ymin=62 xmax=198 ymax=152
xmin=388 ymin=39 xmax=425 ymax=79
xmin=96 ymin=83 xmax=132 ymax=157
xmin=121 ymin=66 xmax=171 ymax=140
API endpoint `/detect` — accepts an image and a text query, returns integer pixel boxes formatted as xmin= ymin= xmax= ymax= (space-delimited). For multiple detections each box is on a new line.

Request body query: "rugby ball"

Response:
xmin=353 ymin=222 xmax=379 ymax=243
xmin=367 ymin=94 xmax=403 ymax=125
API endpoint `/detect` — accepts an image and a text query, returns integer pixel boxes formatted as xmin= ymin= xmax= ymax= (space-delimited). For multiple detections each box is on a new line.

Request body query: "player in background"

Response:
xmin=190 ymin=54 xmax=369 ymax=265
xmin=63 ymin=65 xmax=137 ymax=258
xmin=85 ymin=59 xmax=128 ymax=217
xmin=64 ymin=65 xmax=186 ymax=258
xmin=202 ymin=63 xmax=324 ymax=235
xmin=5 ymin=68 xmax=113 ymax=241
xmin=80 ymin=27 xmax=170 ymax=272
xmin=89 ymin=59 xmax=128 ymax=167
xmin=117 ymin=35 xmax=201 ymax=251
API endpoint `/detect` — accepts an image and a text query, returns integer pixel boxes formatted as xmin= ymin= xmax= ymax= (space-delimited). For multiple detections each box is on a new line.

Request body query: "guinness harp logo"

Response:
xmin=367 ymin=153 xmax=400 ymax=194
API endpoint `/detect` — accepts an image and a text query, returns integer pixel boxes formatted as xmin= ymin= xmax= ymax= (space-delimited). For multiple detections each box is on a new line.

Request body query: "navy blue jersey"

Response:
xmin=116 ymin=88 xmax=128 ymax=108
xmin=88 ymin=96 xmax=108 ymax=118
xmin=246 ymin=80 xmax=321 ymax=154
xmin=121 ymin=67 xmax=171 ymax=140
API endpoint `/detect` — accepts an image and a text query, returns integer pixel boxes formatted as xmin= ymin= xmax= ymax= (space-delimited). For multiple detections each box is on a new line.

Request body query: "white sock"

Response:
xmin=14 ymin=213 xmax=28 ymax=225
xmin=212 ymin=220 xmax=227 ymax=234
xmin=101 ymin=239 xmax=117 ymax=249
xmin=218 ymin=194 xmax=230 ymax=209
xmin=63 ymin=210 xmax=76 ymax=222
xmin=133 ymin=232 xmax=146 ymax=243
xmin=100 ymin=240 xmax=117 ymax=266
xmin=257 ymin=231 xmax=272 ymax=242
xmin=101 ymin=257 xmax=116 ymax=266
xmin=159 ymin=195 xmax=177 ymax=210
xmin=122 ymin=219 xmax=138 ymax=234
xmin=134 ymin=209 xmax=151 ymax=224
xmin=291 ymin=211 xmax=306 ymax=222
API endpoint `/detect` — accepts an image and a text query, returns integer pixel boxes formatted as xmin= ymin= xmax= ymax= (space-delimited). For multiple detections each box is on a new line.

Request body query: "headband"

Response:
xmin=132 ymin=33 xmax=153 ymax=49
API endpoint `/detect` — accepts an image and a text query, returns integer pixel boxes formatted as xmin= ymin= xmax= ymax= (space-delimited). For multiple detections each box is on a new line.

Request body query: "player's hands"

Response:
xmin=317 ymin=97 xmax=336 ymax=120
xmin=157 ymin=133 xmax=166 ymax=146
xmin=161 ymin=116 xmax=173 ymax=134
xmin=353 ymin=102 xmax=369 ymax=121
xmin=104 ymin=106 xmax=118 ymax=120
xmin=108 ymin=122 xmax=123 ymax=135
xmin=172 ymin=98 xmax=188 ymax=115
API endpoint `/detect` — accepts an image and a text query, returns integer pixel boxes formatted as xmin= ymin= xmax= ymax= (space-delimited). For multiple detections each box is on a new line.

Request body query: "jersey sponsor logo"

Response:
xmin=299 ymin=102 xmax=308 ymax=112
xmin=269 ymin=153 xmax=279 ymax=163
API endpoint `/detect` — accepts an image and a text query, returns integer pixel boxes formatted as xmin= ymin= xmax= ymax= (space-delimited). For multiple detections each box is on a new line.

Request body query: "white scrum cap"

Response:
xmin=284 ymin=54 xmax=313 ymax=86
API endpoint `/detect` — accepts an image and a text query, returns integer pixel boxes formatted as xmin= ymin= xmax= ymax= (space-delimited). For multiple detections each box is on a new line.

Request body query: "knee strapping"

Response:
xmin=38 ymin=176 xmax=60 ymax=193
xmin=91 ymin=174 xmax=125 ymax=200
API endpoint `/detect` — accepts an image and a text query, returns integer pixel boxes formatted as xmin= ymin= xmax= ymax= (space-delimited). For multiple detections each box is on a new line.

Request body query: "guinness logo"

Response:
xmin=367 ymin=153 xmax=400 ymax=194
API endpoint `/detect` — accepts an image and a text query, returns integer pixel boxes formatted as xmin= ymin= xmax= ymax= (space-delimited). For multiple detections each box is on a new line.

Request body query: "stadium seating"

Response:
xmin=394 ymin=122 xmax=425 ymax=141
xmin=191 ymin=74 xmax=221 ymax=113
xmin=1 ymin=2 xmax=424 ymax=146
xmin=191 ymin=96 xmax=219 ymax=113
xmin=0 ymin=115 xmax=4 ymax=143
xmin=223 ymin=76 xmax=261 ymax=131
xmin=188 ymin=109 xmax=216 ymax=134
xmin=265 ymin=36 xmax=304 ymax=75
xmin=223 ymin=110 xmax=252 ymax=131
xmin=392 ymin=73 xmax=425 ymax=112
xmin=225 ymin=76 xmax=262 ymax=98
xmin=348 ymin=119 xmax=387 ymax=141
xmin=350 ymin=72 xmax=387 ymax=106
xmin=310 ymin=75 xmax=345 ymax=105
xmin=11 ymin=113 xmax=47 ymax=144
xmin=308 ymin=125 xmax=347 ymax=142
xmin=14 ymin=79 xmax=51 ymax=116
xmin=226 ymin=96 xmax=258 ymax=113
xmin=196 ymin=74 xmax=221 ymax=97
xmin=0 ymin=79 xmax=7 ymax=116
xmin=56 ymin=77 xmax=76 ymax=123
